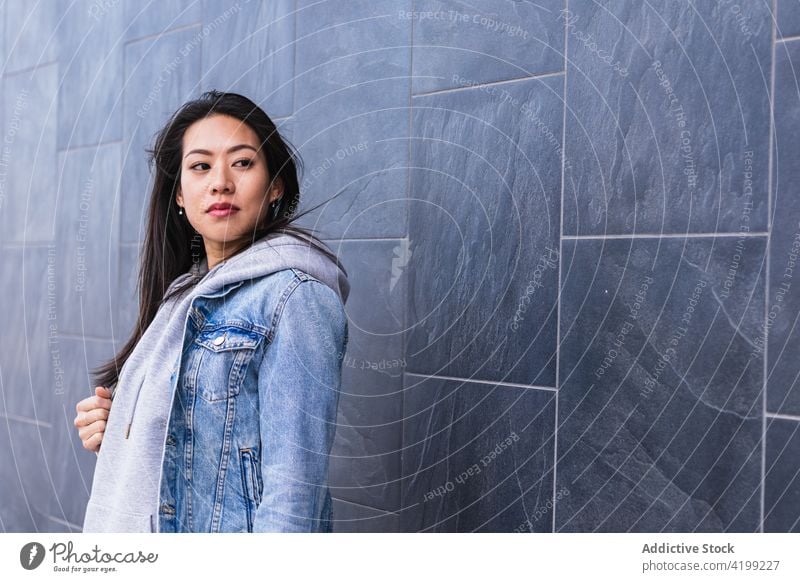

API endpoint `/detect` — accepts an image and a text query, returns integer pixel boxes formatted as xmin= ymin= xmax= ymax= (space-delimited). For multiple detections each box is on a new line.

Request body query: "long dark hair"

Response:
xmin=93 ymin=90 xmax=344 ymax=390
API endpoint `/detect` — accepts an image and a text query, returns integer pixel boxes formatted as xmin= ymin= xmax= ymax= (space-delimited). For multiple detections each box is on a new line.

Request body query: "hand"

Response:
xmin=74 ymin=386 xmax=113 ymax=453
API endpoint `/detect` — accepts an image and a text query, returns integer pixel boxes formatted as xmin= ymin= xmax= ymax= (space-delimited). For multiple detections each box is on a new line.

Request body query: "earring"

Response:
xmin=178 ymin=206 xmax=184 ymax=215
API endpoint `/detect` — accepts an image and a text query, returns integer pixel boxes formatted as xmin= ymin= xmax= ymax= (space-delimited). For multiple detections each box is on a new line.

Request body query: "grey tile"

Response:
xmin=326 ymin=241 xmax=405 ymax=511
xmin=57 ymin=1 xmax=125 ymax=148
xmin=116 ymin=244 xmax=142 ymax=344
xmin=0 ymin=419 xmax=52 ymax=532
xmin=563 ymin=0 xmax=771 ymax=235
xmin=0 ymin=2 xmax=5 ymax=75
xmin=123 ymin=0 xmax=201 ymax=40
xmin=765 ymin=418 xmax=800 ymax=532
xmin=406 ymin=76 xmax=561 ymax=386
xmin=4 ymin=2 xmax=62 ymax=73
xmin=557 ymin=237 xmax=765 ymax=532
xmin=0 ymin=246 xmax=57 ymax=420
xmin=411 ymin=0 xmax=564 ymax=94
xmin=400 ymin=375 xmax=556 ymax=532
xmin=768 ymin=39 xmax=800 ymax=416
xmin=122 ymin=27 xmax=202 ymax=243
xmin=332 ymin=498 xmax=399 ymax=532
xmin=0 ymin=327 xmax=55 ymax=424
xmin=778 ymin=0 xmax=800 ymax=38
xmin=55 ymin=143 xmax=121 ymax=337
xmin=41 ymin=337 xmax=119 ymax=529
xmin=201 ymin=0 xmax=294 ymax=118
xmin=292 ymin=0 xmax=410 ymax=239
xmin=2 ymin=64 xmax=59 ymax=243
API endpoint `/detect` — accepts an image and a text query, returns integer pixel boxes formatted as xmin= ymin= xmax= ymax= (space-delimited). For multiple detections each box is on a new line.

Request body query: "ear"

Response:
xmin=176 ymin=187 xmax=183 ymax=208
xmin=269 ymin=176 xmax=284 ymax=204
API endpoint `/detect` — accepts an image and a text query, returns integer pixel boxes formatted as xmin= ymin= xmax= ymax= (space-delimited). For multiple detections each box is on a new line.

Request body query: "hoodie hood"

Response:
xmin=167 ymin=231 xmax=350 ymax=302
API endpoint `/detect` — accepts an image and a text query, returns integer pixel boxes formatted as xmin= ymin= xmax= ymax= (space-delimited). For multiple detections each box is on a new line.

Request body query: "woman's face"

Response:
xmin=176 ymin=114 xmax=282 ymax=253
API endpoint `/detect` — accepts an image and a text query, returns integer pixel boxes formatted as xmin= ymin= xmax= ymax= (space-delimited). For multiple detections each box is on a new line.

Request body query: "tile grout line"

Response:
xmin=553 ymin=0 xmax=569 ymax=535
xmin=411 ymin=69 xmax=565 ymax=99
xmin=563 ymin=232 xmax=770 ymax=240
xmin=332 ymin=496 xmax=401 ymax=517
xmin=3 ymin=59 xmax=59 ymax=78
xmin=43 ymin=514 xmax=83 ymax=532
xmin=776 ymin=33 xmax=800 ymax=43
xmin=0 ymin=413 xmax=53 ymax=428
xmin=403 ymin=372 xmax=557 ymax=392
xmin=58 ymin=139 xmax=124 ymax=153
xmin=292 ymin=0 xmax=298 ymax=116
xmin=765 ymin=412 xmax=800 ymax=422
xmin=123 ymin=22 xmax=201 ymax=48
xmin=399 ymin=0 xmax=415 ymax=532
xmin=762 ymin=0 xmax=778 ymax=534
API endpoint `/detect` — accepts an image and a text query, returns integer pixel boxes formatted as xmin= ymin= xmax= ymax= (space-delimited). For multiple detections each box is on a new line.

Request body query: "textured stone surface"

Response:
xmin=400 ymin=375 xmax=556 ymax=532
xmin=116 ymin=244 xmax=142 ymax=344
xmin=55 ymin=144 xmax=121 ymax=338
xmin=57 ymin=2 xmax=124 ymax=148
xmin=332 ymin=498 xmax=400 ymax=532
xmin=39 ymin=336 xmax=119 ymax=530
xmin=2 ymin=64 xmax=59 ymax=243
xmin=327 ymin=241 xmax=405 ymax=511
xmin=558 ymin=237 xmax=765 ymax=531
xmin=564 ymin=0 xmax=771 ymax=235
xmin=0 ymin=246 xmax=60 ymax=532
xmin=411 ymin=0 xmax=564 ymax=94
xmin=406 ymin=76 xmax=561 ymax=386
xmin=123 ymin=0 xmax=201 ymax=40
xmin=122 ymin=26 xmax=202 ymax=243
xmin=201 ymin=0 xmax=294 ymax=118
xmin=292 ymin=0 xmax=410 ymax=239
xmin=778 ymin=0 xmax=800 ymax=38
xmin=3 ymin=2 xmax=62 ymax=73
xmin=768 ymin=39 xmax=800 ymax=416
xmin=765 ymin=418 xmax=800 ymax=532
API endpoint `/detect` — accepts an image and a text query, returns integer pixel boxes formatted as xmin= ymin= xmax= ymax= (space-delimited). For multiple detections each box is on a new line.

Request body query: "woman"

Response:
xmin=73 ymin=91 xmax=350 ymax=533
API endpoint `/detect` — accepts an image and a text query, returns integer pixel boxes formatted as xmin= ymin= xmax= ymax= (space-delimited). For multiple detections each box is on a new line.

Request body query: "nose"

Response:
xmin=208 ymin=164 xmax=234 ymax=194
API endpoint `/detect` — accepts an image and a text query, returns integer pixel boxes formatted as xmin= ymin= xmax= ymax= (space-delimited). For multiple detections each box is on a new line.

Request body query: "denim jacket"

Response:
xmin=82 ymin=234 xmax=349 ymax=534
xmin=153 ymin=266 xmax=348 ymax=532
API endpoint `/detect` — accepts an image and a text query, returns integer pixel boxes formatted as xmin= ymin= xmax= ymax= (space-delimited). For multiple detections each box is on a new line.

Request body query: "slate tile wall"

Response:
xmin=1 ymin=1 xmax=799 ymax=533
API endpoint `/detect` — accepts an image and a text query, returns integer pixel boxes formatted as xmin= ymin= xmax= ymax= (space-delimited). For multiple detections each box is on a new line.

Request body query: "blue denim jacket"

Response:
xmin=156 ymin=267 xmax=348 ymax=532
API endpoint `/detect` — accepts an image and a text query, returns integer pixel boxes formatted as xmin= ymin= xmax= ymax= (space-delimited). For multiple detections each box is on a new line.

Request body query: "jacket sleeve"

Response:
xmin=252 ymin=277 xmax=348 ymax=532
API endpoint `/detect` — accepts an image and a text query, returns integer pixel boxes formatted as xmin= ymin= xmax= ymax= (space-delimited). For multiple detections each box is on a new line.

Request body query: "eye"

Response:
xmin=234 ymin=158 xmax=254 ymax=168
xmin=190 ymin=162 xmax=210 ymax=171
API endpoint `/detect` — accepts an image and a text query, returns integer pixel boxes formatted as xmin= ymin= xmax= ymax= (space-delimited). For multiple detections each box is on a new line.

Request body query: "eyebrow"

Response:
xmin=184 ymin=144 xmax=258 ymax=159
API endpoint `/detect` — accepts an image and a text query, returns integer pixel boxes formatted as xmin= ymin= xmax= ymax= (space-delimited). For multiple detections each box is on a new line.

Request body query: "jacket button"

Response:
xmin=160 ymin=503 xmax=175 ymax=515
xmin=213 ymin=334 xmax=225 ymax=346
xmin=166 ymin=434 xmax=176 ymax=446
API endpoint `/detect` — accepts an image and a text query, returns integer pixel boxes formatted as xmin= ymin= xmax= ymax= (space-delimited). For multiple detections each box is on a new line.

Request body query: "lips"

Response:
xmin=207 ymin=203 xmax=239 ymax=217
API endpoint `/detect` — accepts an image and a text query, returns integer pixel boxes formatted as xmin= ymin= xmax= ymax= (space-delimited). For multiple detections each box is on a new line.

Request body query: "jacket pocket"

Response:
xmin=240 ymin=448 xmax=263 ymax=532
xmin=192 ymin=325 xmax=264 ymax=402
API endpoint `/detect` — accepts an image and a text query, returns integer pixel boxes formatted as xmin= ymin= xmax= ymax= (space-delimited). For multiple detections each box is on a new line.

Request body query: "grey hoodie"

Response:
xmin=82 ymin=232 xmax=349 ymax=532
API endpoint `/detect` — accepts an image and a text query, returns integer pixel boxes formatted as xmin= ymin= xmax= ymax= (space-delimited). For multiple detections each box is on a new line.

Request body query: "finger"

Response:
xmin=74 ymin=408 xmax=109 ymax=428
xmin=76 ymin=397 xmax=95 ymax=413
xmin=78 ymin=419 xmax=107 ymax=441
xmin=95 ymin=386 xmax=112 ymax=398
xmin=77 ymin=389 xmax=113 ymax=413
xmin=83 ymin=431 xmax=103 ymax=451
xmin=91 ymin=395 xmax=113 ymax=410
xmin=78 ymin=421 xmax=106 ymax=443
